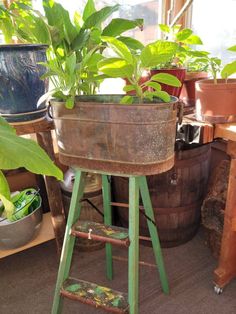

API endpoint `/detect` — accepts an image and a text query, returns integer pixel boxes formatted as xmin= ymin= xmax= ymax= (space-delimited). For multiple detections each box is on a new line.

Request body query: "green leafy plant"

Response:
xmin=0 ymin=117 xmax=63 ymax=219
xmin=0 ymin=0 xmax=144 ymax=108
xmin=157 ymin=24 xmax=203 ymax=68
xmin=98 ymin=37 xmax=181 ymax=104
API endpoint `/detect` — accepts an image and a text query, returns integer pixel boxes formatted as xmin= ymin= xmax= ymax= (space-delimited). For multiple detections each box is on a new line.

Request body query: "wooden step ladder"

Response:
xmin=52 ymin=170 xmax=169 ymax=314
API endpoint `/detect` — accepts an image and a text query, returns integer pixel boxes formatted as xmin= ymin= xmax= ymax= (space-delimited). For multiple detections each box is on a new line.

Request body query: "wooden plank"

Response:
xmin=0 ymin=213 xmax=55 ymax=259
xmin=214 ymin=123 xmax=236 ymax=142
xmin=12 ymin=118 xmax=54 ymax=136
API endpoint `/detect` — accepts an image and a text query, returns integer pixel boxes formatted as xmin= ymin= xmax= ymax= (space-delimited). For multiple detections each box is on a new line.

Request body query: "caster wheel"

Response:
xmin=214 ymin=285 xmax=223 ymax=295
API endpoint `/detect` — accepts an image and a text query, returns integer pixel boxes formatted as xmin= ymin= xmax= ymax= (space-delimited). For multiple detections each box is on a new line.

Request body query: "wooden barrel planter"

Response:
xmin=51 ymin=95 xmax=178 ymax=176
xmin=112 ymin=144 xmax=211 ymax=247
xmin=0 ymin=44 xmax=48 ymax=123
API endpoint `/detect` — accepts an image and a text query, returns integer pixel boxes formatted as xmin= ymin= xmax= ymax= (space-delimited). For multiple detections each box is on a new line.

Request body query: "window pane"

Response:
xmin=191 ymin=0 xmax=236 ymax=65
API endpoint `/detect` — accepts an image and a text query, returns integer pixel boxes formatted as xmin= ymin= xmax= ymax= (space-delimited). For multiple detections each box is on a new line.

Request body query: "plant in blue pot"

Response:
xmin=0 ymin=0 xmax=144 ymax=122
xmin=0 ymin=1 xmax=50 ymax=123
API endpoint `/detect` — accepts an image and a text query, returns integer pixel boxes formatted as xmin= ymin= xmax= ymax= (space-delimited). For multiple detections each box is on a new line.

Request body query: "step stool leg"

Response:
xmin=139 ymin=176 xmax=169 ymax=295
xmin=52 ymin=170 xmax=87 ymax=314
xmin=128 ymin=176 xmax=140 ymax=314
xmin=102 ymin=175 xmax=113 ymax=280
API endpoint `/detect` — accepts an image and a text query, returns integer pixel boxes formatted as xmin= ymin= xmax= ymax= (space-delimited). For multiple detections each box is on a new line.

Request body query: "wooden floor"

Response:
xmin=0 ymin=228 xmax=236 ymax=314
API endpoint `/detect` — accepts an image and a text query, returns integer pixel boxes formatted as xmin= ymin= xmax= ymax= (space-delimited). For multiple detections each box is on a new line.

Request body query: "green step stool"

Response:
xmin=52 ymin=170 xmax=169 ymax=314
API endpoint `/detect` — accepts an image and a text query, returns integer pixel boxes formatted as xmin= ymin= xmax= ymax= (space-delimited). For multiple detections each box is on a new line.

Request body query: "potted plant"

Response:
xmin=0 ymin=1 xmax=50 ymax=122
xmin=0 ymin=116 xmax=62 ymax=248
xmin=180 ymin=50 xmax=209 ymax=107
xmin=0 ymin=0 xmax=143 ymax=121
xmin=151 ymin=23 xmax=203 ymax=97
xmin=50 ymin=35 xmax=181 ymax=176
xmin=195 ymin=48 xmax=236 ymax=123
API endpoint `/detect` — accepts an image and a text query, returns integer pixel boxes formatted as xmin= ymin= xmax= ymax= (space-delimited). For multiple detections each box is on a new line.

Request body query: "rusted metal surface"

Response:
xmin=61 ymin=278 xmax=129 ymax=313
xmin=51 ymin=95 xmax=178 ymax=176
xmin=71 ymin=221 xmax=129 ymax=247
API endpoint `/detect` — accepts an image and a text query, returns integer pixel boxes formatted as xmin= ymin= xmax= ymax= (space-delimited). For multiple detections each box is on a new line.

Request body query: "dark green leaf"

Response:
xmin=71 ymin=28 xmax=91 ymax=50
xmin=83 ymin=4 xmax=119 ymax=29
xmin=102 ymin=18 xmax=143 ymax=37
xmin=82 ymin=0 xmax=96 ymax=21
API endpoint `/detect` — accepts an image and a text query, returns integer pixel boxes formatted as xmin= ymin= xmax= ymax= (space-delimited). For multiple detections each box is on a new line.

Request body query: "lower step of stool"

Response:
xmin=61 ymin=278 xmax=129 ymax=313
xmin=71 ymin=221 xmax=130 ymax=246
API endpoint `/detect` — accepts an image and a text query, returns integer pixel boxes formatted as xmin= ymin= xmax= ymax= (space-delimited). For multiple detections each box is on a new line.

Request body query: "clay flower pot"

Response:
xmin=195 ymin=79 xmax=236 ymax=123
xmin=150 ymin=68 xmax=186 ymax=98
xmin=180 ymin=71 xmax=208 ymax=106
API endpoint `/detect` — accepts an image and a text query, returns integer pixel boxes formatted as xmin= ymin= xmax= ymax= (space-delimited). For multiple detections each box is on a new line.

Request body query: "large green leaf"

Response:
xmin=158 ymin=24 xmax=170 ymax=33
xmin=102 ymin=36 xmax=133 ymax=64
xmin=102 ymin=18 xmax=143 ymax=37
xmin=43 ymin=1 xmax=77 ymax=44
xmin=0 ymin=126 xmax=63 ymax=181
xmin=83 ymin=0 xmax=96 ymax=22
xmin=83 ymin=4 xmax=119 ymax=29
xmin=98 ymin=58 xmax=134 ymax=78
xmin=140 ymin=40 xmax=178 ymax=68
xmin=0 ymin=171 xmax=14 ymax=218
xmin=118 ymin=36 xmax=144 ymax=51
xmin=71 ymin=28 xmax=91 ymax=50
xmin=151 ymin=73 xmax=181 ymax=87
xmin=221 ymin=60 xmax=236 ymax=79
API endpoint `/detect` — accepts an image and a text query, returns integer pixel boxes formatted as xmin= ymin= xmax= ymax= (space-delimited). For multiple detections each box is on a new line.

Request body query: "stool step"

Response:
xmin=71 ymin=221 xmax=130 ymax=246
xmin=61 ymin=278 xmax=129 ymax=313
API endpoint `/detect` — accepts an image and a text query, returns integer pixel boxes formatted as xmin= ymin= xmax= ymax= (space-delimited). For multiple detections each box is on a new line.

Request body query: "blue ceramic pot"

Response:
xmin=0 ymin=44 xmax=48 ymax=123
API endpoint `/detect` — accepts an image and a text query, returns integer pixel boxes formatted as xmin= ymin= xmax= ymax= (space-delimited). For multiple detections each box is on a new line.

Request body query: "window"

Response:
xmin=191 ymin=0 xmax=236 ymax=65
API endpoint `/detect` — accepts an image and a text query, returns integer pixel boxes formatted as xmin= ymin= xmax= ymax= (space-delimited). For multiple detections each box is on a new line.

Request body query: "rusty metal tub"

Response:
xmin=51 ymin=95 xmax=178 ymax=176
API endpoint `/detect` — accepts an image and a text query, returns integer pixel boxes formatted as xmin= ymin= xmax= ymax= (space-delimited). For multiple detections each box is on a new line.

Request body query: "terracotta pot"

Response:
xmin=180 ymin=71 xmax=208 ymax=106
xmin=195 ymin=79 xmax=236 ymax=123
xmin=150 ymin=68 xmax=186 ymax=98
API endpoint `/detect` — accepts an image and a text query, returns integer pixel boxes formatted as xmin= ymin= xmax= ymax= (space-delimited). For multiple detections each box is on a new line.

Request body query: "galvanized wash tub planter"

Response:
xmin=0 ymin=44 xmax=48 ymax=123
xmin=51 ymin=95 xmax=178 ymax=176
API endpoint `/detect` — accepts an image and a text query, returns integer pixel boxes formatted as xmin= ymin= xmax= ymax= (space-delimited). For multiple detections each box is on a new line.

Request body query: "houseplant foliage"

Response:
xmin=98 ymin=36 xmax=181 ymax=103
xmin=0 ymin=116 xmax=63 ymax=219
xmin=0 ymin=0 xmax=144 ymax=108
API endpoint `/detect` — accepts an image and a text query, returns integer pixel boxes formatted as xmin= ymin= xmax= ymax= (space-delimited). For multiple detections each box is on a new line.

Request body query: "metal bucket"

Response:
xmin=0 ymin=197 xmax=42 ymax=250
xmin=0 ymin=44 xmax=48 ymax=123
xmin=51 ymin=95 xmax=178 ymax=176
